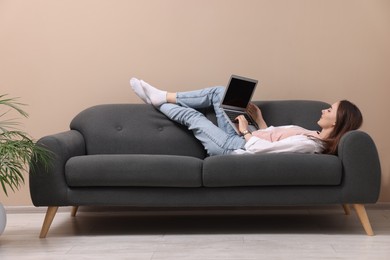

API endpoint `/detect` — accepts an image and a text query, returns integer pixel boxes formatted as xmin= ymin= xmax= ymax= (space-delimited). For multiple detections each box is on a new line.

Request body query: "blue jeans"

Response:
xmin=159 ymin=87 xmax=245 ymax=156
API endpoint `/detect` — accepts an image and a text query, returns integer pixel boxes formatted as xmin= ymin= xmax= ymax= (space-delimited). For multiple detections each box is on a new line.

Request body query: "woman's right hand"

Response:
xmin=236 ymin=115 xmax=249 ymax=134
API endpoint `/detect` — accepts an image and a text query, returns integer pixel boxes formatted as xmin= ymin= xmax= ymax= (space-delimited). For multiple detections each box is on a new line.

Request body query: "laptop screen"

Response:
xmin=222 ymin=77 xmax=257 ymax=108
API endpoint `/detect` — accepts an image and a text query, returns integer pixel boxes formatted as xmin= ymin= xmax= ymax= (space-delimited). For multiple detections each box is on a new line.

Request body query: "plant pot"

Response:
xmin=0 ymin=203 xmax=6 ymax=235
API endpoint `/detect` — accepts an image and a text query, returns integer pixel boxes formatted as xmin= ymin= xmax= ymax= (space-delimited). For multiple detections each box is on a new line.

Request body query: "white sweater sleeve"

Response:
xmin=232 ymin=135 xmax=323 ymax=155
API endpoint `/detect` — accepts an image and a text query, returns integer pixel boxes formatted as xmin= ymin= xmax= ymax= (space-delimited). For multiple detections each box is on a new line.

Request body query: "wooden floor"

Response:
xmin=1 ymin=205 xmax=390 ymax=259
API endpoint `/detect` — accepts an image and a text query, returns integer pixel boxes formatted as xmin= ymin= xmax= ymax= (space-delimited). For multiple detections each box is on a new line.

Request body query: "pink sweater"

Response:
xmin=252 ymin=125 xmax=319 ymax=142
xmin=232 ymin=125 xmax=323 ymax=155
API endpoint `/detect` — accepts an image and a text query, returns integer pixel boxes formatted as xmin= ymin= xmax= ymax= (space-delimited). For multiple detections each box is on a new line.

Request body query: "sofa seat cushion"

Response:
xmin=203 ymin=154 xmax=342 ymax=187
xmin=65 ymin=154 xmax=203 ymax=187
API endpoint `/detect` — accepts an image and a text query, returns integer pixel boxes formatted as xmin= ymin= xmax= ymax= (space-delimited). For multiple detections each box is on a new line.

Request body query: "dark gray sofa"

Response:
xmin=29 ymin=100 xmax=381 ymax=238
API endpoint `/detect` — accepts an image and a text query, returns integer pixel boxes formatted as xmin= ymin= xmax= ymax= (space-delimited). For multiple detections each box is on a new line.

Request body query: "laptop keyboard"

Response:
xmin=225 ymin=110 xmax=255 ymax=125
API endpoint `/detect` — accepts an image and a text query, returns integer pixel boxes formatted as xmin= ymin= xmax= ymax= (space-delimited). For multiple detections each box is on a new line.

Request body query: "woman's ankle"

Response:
xmin=167 ymin=92 xmax=177 ymax=103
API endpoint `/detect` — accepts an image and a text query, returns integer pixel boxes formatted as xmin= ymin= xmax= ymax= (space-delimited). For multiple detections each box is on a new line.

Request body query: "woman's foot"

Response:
xmin=130 ymin=78 xmax=151 ymax=104
xmin=140 ymin=80 xmax=167 ymax=107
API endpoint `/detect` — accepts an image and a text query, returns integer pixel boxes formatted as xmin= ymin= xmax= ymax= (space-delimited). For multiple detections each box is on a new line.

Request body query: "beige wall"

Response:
xmin=1 ymin=0 xmax=389 ymax=206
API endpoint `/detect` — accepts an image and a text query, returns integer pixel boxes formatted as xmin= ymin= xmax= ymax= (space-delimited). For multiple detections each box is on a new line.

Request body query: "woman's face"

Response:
xmin=318 ymin=102 xmax=339 ymax=130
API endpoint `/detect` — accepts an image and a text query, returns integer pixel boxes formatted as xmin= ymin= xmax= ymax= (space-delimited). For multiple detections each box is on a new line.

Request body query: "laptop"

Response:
xmin=220 ymin=75 xmax=259 ymax=135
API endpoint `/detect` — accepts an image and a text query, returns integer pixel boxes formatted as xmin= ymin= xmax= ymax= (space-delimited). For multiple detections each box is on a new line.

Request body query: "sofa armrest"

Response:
xmin=337 ymin=130 xmax=381 ymax=203
xmin=29 ymin=130 xmax=86 ymax=206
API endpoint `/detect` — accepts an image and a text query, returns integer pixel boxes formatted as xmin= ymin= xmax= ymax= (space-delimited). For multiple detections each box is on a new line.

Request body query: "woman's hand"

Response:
xmin=236 ymin=115 xmax=249 ymax=133
xmin=236 ymin=115 xmax=253 ymax=141
xmin=247 ymin=103 xmax=267 ymax=129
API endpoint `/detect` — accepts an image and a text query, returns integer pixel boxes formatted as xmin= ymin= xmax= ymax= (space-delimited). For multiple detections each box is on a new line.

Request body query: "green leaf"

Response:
xmin=0 ymin=94 xmax=53 ymax=196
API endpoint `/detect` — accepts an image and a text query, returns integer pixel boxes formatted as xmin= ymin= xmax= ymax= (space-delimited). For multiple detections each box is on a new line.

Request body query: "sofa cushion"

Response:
xmin=65 ymin=154 xmax=203 ymax=187
xmin=203 ymin=153 xmax=342 ymax=187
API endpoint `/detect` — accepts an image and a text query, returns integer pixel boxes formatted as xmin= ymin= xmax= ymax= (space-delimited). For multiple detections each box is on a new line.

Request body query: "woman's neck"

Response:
xmin=318 ymin=129 xmax=332 ymax=140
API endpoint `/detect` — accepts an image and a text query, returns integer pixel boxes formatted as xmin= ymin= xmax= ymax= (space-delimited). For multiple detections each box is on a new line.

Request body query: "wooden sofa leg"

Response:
xmin=342 ymin=204 xmax=351 ymax=215
xmin=39 ymin=206 xmax=58 ymax=238
xmin=71 ymin=206 xmax=79 ymax=217
xmin=353 ymin=204 xmax=374 ymax=236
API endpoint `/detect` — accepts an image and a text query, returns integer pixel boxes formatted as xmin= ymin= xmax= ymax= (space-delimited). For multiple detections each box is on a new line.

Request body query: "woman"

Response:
xmin=130 ymin=78 xmax=363 ymax=156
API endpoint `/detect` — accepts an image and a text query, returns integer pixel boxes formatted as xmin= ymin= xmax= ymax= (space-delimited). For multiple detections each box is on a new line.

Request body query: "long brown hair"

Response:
xmin=322 ymin=100 xmax=363 ymax=155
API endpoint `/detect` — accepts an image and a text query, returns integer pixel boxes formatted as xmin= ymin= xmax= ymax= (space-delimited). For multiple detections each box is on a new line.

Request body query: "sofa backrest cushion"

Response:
xmin=253 ymin=100 xmax=329 ymax=130
xmin=70 ymin=104 xmax=207 ymax=158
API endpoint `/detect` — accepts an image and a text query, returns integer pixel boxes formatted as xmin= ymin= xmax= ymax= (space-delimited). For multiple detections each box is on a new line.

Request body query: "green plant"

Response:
xmin=0 ymin=94 xmax=51 ymax=196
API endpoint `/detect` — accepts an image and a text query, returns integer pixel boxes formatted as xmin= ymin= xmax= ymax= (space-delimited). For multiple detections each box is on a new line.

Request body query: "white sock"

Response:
xmin=140 ymin=80 xmax=167 ymax=107
xmin=130 ymin=78 xmax=151 ymax=104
